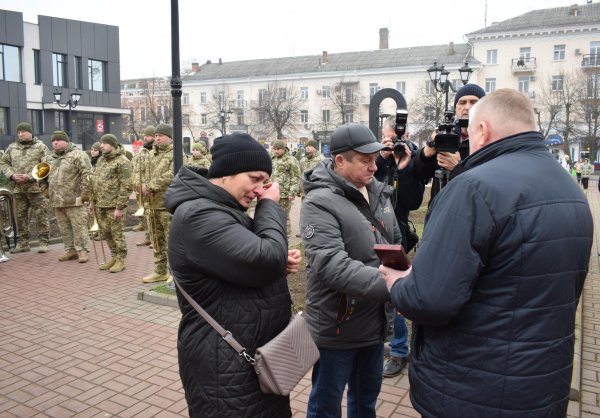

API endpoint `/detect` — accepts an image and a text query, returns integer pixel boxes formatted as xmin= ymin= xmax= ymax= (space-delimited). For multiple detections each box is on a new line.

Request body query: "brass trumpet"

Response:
xmin=31 ymin=162 xmax=50 ymax=181
xmin=0 ymin=188 xmax=17 ymax=262
xmin=87 ymin=195 xmax=107 ymax=265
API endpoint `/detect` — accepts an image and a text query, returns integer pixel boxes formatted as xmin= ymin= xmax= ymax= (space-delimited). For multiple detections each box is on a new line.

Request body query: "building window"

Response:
xmin=216 ymin=91 xmax=225 ymax=106
xmin=237 ymin=112 xmax=244 ymax=125
xmin=200 ymin=92 xmax=207 ymax=104
xmin=182 ymin=114 xmax=190 ymax=125
xmin=201 ymin=113 xmax=207 ymax=125
xmin=278 ymin=88 xmax=287 ymax=100
xmin=33 ymin=49 xmax=41 ymax=85
xmin=321 ymin=86 xmax=331 ymax=98
xmin=74 ymin=56 xmax=82 ymax=89
xmin=236 ymin=90 xmax=244 ymax=107
xmin=54 ymin=111 xmax=66 ymax=131
xmin=344 ymin=87 xmax=353 ymax=103
xmin=88 ymin=59 xmax=105 ymax=92
xmin=344 ymin=111 xmax=354 ymax=124
xmin=300 ymin=110 xmax=308 ymax=123
xmin=396 ymin=81 xmax=406 ymax=95
xmin=183 ymin=93 xmax=189 ymax=105
xmin=140 ymin=106 xmax=146 ymax=123
xmin=27 ymin=110 xmax=44 ymax=134
xmin=369 ymin=83 xmax=379 ymax=97
xmin=0 ymin=44 xmax=21 ymax=82
xmin=425 ymin=81 xmax=435 ymax=95
xmin=322 ymin=109 xmax=330 ymax=123
xmin=424 ymin=106 xmax=435 ymax=122
xmin=519 ymin=47 xmax=532 ymax=62
xmin=259 ymin=111 xmax=267 ymax=125
xmin=485 ymin=78 xmax=496 ymax=93
xmin=300 ymin=87 xmax=308 ymax=99
xmin=518 ymin=76 xmax=530 ymax=93
xmin=0 ymin=108 xmax=6 ymax=135
xmin=258 ymin=89 xmax=267 ymax=106
xmin=487 ymin=49 xmax=497 ymax=64
xmin=52 ymin=53 xmax=66 ymax=87
xmin=553 ymin=45 xmax=565 ymax=61
xmin=552 ymin=75 xmax=564 ymax=91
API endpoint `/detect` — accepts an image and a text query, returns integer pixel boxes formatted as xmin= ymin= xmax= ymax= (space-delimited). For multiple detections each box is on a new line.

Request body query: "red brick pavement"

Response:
xmin=0 ymin=227 xmax=417 ymax=418
xmin=2 ymin=182 xmax=596 ymax=417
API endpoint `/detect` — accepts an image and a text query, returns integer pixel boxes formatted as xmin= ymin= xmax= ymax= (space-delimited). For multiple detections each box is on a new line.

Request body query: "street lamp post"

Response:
xmin=53 ymin=89 xmax=81 ymax=142
xmin=427 ymin=61 xmax=473 ymax=114
xmin=219 ymin=109 xmax=232 ymax=135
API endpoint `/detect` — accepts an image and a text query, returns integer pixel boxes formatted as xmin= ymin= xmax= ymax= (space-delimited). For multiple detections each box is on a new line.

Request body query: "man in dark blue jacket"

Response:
xmin=381 ymin=89 xmax=593 ymax=417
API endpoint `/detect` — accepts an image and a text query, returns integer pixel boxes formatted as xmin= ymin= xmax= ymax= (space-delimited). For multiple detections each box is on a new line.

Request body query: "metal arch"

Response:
xmin=368 ymin=88 xmax=408 ymax=139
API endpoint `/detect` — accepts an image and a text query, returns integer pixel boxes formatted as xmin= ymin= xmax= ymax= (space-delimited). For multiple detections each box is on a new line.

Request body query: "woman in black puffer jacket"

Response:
xmin=165 ymin=133 xmax=301 ymax=418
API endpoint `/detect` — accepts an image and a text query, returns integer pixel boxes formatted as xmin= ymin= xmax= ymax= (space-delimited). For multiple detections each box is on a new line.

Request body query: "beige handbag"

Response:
xmin=175 ymin=278 xmax=320 ymax=396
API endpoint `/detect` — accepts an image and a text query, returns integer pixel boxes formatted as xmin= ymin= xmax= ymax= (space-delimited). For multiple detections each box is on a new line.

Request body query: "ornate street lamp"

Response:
xmin=53 ymin=89 xmax=81 ymax=141
xmin=427 ymin=61 xmax=473 ymax=113
xmin=219 ymin=109 xmax=233 ymax=135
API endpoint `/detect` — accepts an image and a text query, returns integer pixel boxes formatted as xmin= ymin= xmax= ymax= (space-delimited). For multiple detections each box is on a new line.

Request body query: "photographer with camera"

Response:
xmin=413 ymin=84 xmax=486 ymax=202
xmin=375 ymin=113 xmax=426 ymax=378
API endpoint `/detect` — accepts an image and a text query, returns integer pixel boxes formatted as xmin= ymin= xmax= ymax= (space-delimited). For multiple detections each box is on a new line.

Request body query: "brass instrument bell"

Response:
xmin=31 ymin=162 xmax=50 ymax=181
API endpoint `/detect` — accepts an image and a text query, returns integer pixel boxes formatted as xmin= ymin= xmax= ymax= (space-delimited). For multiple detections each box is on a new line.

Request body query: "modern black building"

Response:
xmin=0 ymin=9 xmax=128 ymax=150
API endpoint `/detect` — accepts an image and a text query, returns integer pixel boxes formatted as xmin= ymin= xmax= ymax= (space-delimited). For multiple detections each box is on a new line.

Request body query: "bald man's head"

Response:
xmin=468 ymin=89 xmax=538 ymax=154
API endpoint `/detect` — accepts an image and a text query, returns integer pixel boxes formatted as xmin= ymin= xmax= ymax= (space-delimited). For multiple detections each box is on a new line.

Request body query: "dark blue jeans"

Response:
xmin=307 ymin=343 xmax=384 ymax=418
xmin=390 ymin=313 xmax=409 ymax=358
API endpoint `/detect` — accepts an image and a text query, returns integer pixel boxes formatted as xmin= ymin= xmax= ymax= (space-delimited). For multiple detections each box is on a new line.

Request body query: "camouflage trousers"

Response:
xmin=53 ymin=205 xmax=89 ymax=252
xmin=147 ymin=209 xmax=170 ymax=275
xmin=14 ymin=192 xmax=50 ymax=246
xmin=96 ymin=207 xmax=127 ymax=258
xmin=280 ymin=198 xmax=293 ymax=236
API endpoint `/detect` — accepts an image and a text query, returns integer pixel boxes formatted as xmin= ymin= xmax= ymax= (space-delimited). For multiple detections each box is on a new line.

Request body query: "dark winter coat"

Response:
xmin=165 ymin=166 xmax=292 ymax=418
xmin=390 ymin=132 xmax=593 ymax=417
xmin=300 ymin=160 xmax=402 ymax=349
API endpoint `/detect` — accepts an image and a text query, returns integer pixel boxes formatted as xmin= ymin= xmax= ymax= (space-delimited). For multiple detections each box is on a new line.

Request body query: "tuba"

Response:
xmin=31 ymin=162 xmax=50 ymax=181
xmin=0 ymin=188 xmax=17 ymax=262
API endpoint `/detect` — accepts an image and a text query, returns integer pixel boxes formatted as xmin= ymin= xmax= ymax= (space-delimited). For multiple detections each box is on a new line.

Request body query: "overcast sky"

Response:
xmin=0 ymin=0 xmax=583 ymax=79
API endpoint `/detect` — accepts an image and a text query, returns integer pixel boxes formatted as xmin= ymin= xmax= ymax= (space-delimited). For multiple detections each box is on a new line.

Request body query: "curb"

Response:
xmin=137 ymin=290 xmax=179 ymax=308
xmin=570 ymin=285 xmax=584 ymax=400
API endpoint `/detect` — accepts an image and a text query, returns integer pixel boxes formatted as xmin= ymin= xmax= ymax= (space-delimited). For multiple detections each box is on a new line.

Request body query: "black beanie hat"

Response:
xmin=208 ymin=133 xmax=272 ymax=178
xmin=454 ymin=84 xmax=486 ymax=107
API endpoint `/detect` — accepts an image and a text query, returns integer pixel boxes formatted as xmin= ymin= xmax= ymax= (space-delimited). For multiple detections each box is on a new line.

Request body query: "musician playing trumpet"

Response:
xmin=0 ymin=122 xmax=50 ymax=253
xmin=90 ymin=134 xmax=132 ymax=273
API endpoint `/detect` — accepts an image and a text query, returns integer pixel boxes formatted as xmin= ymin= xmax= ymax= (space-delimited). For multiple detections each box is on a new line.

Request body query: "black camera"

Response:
xmin=426 ymin=111 xmax=468 ymax=153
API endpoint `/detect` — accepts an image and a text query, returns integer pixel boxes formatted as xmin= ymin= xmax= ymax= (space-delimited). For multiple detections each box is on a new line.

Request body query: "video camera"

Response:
xmin=426 ymin=111 xmax=468 ymax=153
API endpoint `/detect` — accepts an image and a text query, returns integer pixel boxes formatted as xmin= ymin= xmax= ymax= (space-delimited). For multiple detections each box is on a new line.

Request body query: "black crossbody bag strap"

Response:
xmin=351 ymin=201 xmax=392 ymax=244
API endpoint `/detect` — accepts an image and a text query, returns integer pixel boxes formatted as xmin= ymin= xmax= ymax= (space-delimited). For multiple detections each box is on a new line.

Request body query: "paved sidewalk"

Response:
xmin=1 ymin=183 xmax=598 ymax=417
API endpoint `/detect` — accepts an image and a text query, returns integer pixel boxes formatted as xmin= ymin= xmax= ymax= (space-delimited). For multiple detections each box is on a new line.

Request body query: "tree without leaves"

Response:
xmin=577 ymin=69 xmax=600 ymax=162
xmin=328 ymin=80 xmax=361 ymax=126
xmin=408 ymin=81 xmax=453 ymax=148
xmin=251 ymin=83 xmax=303 ymax=140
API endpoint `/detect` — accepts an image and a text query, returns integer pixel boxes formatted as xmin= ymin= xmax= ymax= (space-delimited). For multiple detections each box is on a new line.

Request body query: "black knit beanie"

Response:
xmin=208 ymin=133 xmax=272 ymax=178
xmin=454 ymin=83 xmax=486 ymax=107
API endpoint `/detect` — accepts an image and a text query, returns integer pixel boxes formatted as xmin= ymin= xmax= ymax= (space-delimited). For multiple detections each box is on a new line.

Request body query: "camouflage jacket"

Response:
xmin=45 ymin=144 xmax=92 ymax=208
xmin=188 ymin=154 xmax=211 ymax=170
xmin=300 ymin=151 xmax=325 ymax=174
xmin=0 ymin=138 xmax=50 ymax=193
xmin=271 ymin=152 xmax=301 ymax=197
xmin=144 ymin=143 xmax=177 ymax=209
xmin=131 ymin=147 xmax=150 ymax=192
xmin=92 ymin=148 xmax=133 ymax=209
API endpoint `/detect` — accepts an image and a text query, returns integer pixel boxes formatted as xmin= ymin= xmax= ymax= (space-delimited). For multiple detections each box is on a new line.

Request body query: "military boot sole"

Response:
xmin=10 ymin=247 xmax=31 ymax=254
xmin=142 ymin=274 xmax=168 ymax=283
xmin=58 ymin=252 xmax=78 ymax=261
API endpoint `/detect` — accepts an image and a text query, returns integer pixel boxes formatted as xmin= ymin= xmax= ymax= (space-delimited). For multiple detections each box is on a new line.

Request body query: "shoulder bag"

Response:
xmin=174 ymin=278 xmax=319 ymax=396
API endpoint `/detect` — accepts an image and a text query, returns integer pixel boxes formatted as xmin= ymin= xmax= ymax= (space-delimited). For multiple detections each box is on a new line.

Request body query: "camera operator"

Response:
xmin=413 ymin=84 xmax=486 ymax=202
xmin=375 ymin=116 xmax=426 ymax=378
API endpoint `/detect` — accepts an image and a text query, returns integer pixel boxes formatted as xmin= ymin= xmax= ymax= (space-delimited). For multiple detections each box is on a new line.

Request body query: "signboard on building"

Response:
xmin=95 ymin=119 xmax=104 ymax=133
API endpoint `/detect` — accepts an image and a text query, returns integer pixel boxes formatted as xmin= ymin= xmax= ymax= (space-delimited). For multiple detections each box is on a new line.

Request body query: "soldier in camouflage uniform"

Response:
xmin=91 ymin=134 xmax=132 ymax=273
xmin=270 ymin=140 xmax=301 ymax=235
xmin=299 ymin=139 xmax=325 ymax=175
xmin=0 ymin=150 xmax=9 ymax=189
xmin=45 ymin=131 xmax=92 ymax=263
xmin=131 ymin=126 xmax=155 ymax=239
xmin=188 ymin=142 xmax=211 ymax=170
xmin=141 ymin=123 xmax=181 ymax=283
xmin=0 ymin=122 xmax=51 ymax=253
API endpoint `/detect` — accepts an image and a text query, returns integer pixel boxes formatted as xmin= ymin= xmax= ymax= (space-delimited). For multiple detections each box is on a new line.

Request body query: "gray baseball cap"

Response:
xmin=330 ymin=124 xmax=386 ymax=154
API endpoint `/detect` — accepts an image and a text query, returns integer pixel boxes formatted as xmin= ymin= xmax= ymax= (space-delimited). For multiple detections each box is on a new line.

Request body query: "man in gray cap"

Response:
xmin=300 ymin=123 xmax=403 ymax=417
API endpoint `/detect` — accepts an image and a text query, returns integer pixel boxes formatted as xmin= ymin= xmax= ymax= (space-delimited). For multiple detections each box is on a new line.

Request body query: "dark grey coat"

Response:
xmin=165 ymin=166 xmax=292 ymax=418
xmin=300 ymin=160 xmax=402 ymax=349
xmin=390 ymin=132 xmax=593 ymax=417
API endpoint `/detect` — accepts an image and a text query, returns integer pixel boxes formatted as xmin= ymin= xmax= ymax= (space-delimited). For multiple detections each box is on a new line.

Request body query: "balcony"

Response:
xmin=230 ymin=100 xmax=247 ymax=110
xmin=511 ymin=57 xmax=537 ymax=74
xmin=582 ymin=54 xmax=600 ymax=69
